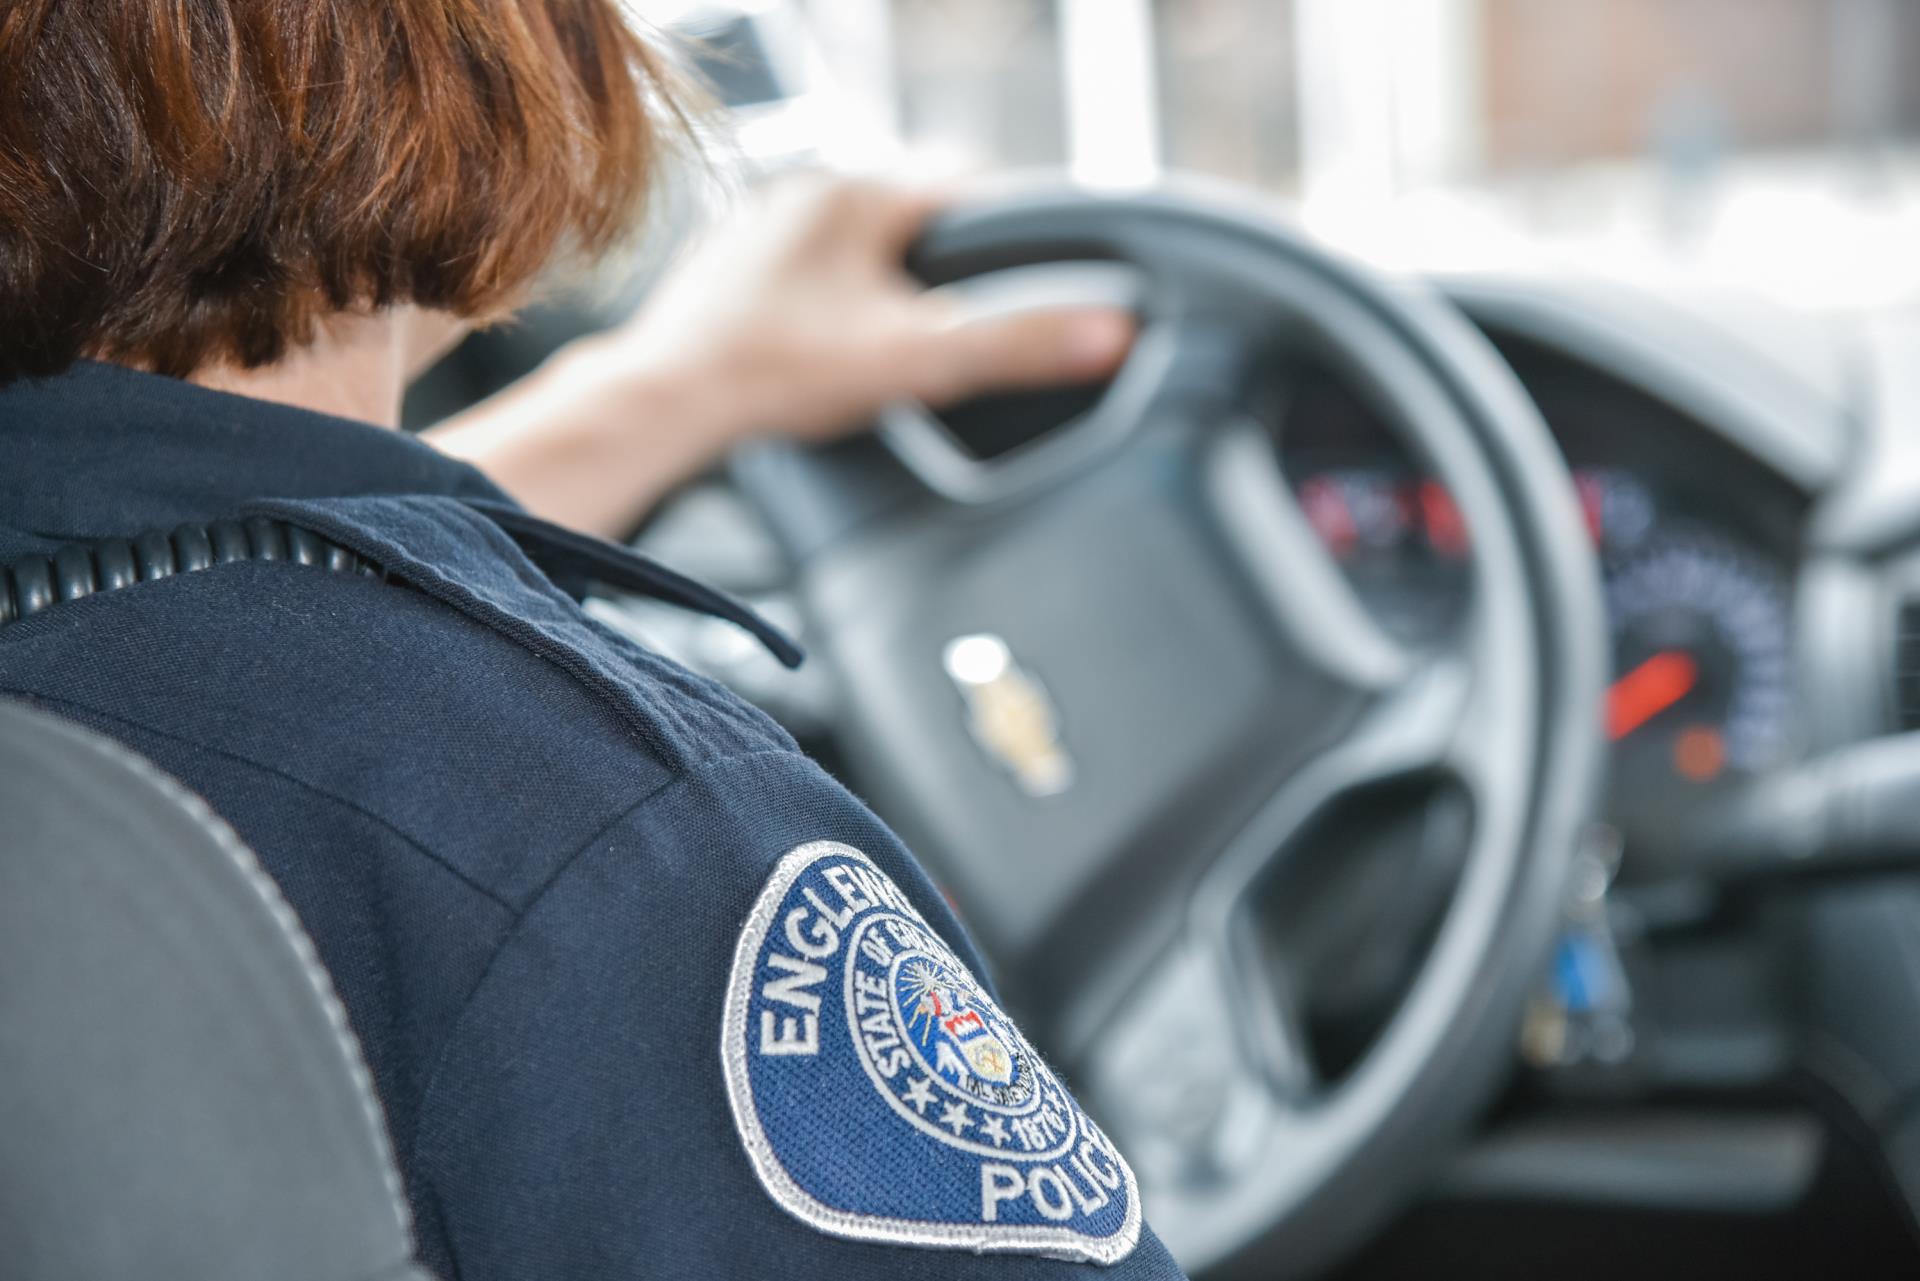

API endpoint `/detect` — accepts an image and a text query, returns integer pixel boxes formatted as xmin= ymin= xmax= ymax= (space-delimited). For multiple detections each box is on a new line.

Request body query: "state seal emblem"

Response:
xmin=721 ymin=840 xmax=1141 ymax=1263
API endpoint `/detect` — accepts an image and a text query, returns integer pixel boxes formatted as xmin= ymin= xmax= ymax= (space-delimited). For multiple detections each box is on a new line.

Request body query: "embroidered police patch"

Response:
xmin=722 ymin=841 xmax=1141 ymax=1264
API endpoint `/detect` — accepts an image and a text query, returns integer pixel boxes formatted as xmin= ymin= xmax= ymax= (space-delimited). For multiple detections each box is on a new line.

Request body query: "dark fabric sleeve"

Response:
xmin=408 ymin=749 xmax=1188 ymax=1281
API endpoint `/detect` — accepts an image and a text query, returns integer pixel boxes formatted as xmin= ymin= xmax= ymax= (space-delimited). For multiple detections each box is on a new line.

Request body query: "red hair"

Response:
xmin=0 ymin=0 xmax=689 ymax=384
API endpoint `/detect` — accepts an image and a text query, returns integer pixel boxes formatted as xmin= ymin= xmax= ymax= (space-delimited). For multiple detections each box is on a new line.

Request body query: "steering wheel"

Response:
xmin=738 ymin=181 xmax=1606 ymax=1276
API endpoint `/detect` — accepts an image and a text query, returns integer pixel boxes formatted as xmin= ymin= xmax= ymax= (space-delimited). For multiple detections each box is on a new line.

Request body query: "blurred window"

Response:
xmin=1154 ymin=0 xmax=1302 ymax=192
xmin=1482 ymin=0 xmax=1920 ymax=170
xmin=888 ymin=0 xmax=1068 ymax=169
xmin=777 ymin=0 xmax=1920 ymax=307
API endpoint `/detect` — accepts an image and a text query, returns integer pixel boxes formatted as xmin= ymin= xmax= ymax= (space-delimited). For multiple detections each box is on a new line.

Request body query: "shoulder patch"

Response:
xmin=722 ymin=841 xmax=1141 ymax=1264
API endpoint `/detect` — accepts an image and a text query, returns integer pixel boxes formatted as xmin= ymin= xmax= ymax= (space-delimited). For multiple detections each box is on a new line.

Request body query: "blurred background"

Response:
xmin=652 ymin=0 xmax=1920 ymax=311
xmin=412 ymin=0 xmax=1918 ymax=422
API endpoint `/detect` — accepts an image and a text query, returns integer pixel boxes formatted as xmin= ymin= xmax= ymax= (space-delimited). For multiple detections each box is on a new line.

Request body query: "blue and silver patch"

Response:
xmin=722 ymin=841 xmax=1140 ymax=1264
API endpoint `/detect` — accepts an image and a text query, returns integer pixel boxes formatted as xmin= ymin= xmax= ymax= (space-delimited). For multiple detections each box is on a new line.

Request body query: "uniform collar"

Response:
xmin=0 ymin=360 xmax=801 ymax=666
xmin=0 ymin=360 xmax=507 ymax=557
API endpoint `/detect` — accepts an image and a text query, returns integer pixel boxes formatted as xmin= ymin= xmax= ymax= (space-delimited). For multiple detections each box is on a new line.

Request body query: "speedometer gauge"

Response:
xmin=1603 ymin=528 xmax=1794 ymax=846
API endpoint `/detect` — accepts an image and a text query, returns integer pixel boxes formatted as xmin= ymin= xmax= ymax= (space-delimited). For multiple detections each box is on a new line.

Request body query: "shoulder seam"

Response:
xmin=512 ymin=747 xmax=806 ymax=923
xmin=402 ymin=746 xmax=808 ymax=1174
xmin=1 ymin=689 xmax=521 ymax=915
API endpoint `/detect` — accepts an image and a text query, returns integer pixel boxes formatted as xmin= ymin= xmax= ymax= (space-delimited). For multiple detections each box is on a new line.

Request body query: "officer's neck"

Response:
xmin=184 ymin=307 xmax=468 ymax=430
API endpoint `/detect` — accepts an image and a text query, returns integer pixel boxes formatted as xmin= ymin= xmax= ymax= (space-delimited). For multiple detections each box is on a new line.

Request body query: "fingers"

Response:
xmin=865 ymin=184 xmax=952 ymax=257
xmin=762 ymin=171 xmax=950 ymax=260
xmin=709 ymin=171 xmax=1133 ymax=422
xmin=906 ymin=304 xmax=1136 ymax=407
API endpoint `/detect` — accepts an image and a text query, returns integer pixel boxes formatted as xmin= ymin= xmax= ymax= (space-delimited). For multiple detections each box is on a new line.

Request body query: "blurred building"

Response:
xmin=781 ymin=0 xmax=1920 ymax=310
xmin=819 ymin=0 xmax=1919 ymax=176
xmin=1482 ymin=0 xmax=1920 ymax=170
xmin=890 ymin=0 xmax=1067 ymax=170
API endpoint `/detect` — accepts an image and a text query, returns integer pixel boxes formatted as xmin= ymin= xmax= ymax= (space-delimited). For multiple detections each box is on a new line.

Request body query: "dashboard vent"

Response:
xmin=1897 ymin=599 xmax=1920 ymax=731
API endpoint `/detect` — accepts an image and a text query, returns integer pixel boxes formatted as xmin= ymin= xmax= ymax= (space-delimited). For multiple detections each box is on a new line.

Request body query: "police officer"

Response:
xmin=0 ymin=3 xmax=1175 ymax=1278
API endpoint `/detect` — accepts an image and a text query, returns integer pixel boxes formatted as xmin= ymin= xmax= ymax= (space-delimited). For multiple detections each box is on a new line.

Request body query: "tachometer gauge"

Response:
xmin=1603 ymin=528 xmax=1794 ymax=851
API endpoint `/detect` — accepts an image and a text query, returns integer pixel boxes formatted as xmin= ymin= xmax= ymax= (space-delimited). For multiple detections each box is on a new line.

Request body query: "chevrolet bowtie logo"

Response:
xmin=942 ymin=634 xmax=1074 ymax=798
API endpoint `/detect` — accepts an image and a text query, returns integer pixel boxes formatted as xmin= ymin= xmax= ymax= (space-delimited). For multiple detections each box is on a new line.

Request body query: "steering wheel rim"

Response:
xmin=751 ymin=179 xmax=1606 ymax=1276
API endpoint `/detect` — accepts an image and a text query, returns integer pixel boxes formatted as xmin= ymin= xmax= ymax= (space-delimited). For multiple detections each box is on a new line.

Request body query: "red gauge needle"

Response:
xmin=1606 ymin=650 xmax=1699 ymax=742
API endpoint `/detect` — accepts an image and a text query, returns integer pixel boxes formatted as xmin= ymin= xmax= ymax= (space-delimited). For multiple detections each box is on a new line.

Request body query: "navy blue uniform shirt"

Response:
xmin=0 ymin=362 xmax=1187 ymax=1280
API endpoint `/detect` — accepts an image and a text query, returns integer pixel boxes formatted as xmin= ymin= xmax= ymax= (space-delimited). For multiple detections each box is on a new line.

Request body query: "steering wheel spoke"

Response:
xmin=1084 ymin=936 xmax=1304 ymax=1190
xmin=1195 ymin=648 xmax=1476 ymax=927
xmin=1227 ymin=911 xmax=1323 ymax=1104
xmin=1085 ymin=643 xmax=1487 ymax=1173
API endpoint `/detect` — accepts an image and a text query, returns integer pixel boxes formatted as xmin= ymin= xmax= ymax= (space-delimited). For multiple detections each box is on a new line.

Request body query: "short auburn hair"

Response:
xmin=0 ymin=1 xmax=687 ymax=385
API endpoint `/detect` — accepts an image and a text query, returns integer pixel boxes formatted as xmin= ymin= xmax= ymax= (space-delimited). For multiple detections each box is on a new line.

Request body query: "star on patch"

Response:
xmin=939 ymin=1101 xmax=971 ymax=1136
xmin=979 ymin=1115 xmax=1009 ymax=1148
xmin=900 ymin=1076 xmax=936 ymax=1115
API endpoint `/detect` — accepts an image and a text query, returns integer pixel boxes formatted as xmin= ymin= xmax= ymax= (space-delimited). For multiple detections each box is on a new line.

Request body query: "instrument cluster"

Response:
xmin=1275 ymin=338 xmax=1808 ymax=860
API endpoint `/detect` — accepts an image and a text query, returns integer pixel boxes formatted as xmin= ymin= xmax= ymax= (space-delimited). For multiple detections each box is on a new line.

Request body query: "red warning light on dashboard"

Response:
xmin=1419 ymin=480 xmax=1469 ymax=558
xmin=1575 ymin=472 xmax=1607 ymax=544
xmin=1299 ymin=476 xmax=1358 ymax=558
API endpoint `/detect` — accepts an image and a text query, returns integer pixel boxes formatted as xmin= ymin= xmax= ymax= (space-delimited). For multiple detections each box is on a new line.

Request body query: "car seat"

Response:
xmin=0 ymin=697 xmax=432 ymax=1281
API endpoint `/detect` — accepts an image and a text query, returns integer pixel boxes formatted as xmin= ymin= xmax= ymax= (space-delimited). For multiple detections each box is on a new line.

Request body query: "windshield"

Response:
xmin=669 ymin=0 xmax=1920 ymax=314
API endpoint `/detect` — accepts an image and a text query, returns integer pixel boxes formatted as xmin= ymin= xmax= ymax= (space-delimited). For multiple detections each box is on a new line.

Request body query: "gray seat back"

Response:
xmin=0 ymin=698 xmax=431 ymax=1281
